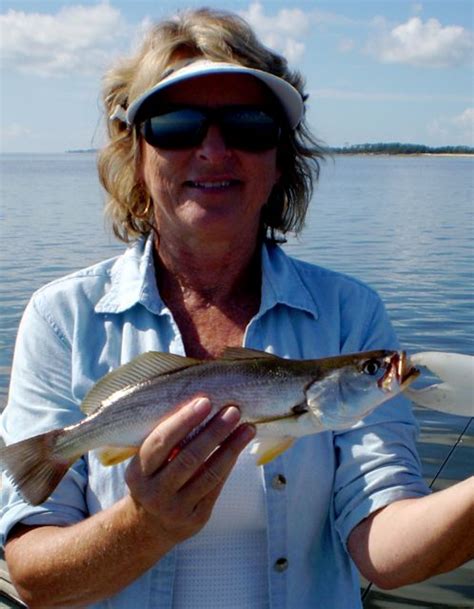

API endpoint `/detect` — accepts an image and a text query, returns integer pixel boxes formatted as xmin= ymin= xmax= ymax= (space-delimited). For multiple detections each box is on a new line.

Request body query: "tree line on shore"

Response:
xmin=329 ymin=143 xmax=473 ymax=155
xmin=67 ymin=143 xmax=473 ymax=156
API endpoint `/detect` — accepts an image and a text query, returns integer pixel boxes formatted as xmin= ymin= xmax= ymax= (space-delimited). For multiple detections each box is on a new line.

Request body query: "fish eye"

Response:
xmin=362 ymin=359 xmax=380 ymax=376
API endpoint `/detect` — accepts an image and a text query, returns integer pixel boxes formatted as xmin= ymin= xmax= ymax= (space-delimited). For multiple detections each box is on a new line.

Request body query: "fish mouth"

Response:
xmin=378 ymin=351 xmax=420 ymax=392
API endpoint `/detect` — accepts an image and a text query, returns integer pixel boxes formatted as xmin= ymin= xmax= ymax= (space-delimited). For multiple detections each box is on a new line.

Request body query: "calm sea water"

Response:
xmin=0 ymin=153 xmax=473 ymax=606
xmin=1 ymin=152 xmax=473 ymax=397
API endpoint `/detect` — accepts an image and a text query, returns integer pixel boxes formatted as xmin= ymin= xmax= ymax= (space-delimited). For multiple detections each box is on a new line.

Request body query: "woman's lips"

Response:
xmin=184 ymin=179 xmax=241 ymax=190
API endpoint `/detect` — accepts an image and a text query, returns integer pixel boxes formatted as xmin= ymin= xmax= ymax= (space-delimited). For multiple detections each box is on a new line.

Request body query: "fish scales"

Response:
xmin=0 ymin=348 xmax=420 ymax=505
xmin=59 ymin=357 xmax=315 ymax=455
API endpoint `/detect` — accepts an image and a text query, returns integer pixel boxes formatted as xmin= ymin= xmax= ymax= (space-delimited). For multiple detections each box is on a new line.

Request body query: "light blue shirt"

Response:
xmin=1 ymin=236 xmax=429 ymax=608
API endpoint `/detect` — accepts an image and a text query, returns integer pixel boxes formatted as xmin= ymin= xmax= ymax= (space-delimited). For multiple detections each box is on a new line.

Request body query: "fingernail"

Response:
xmin=241 ymin=424 xmax=256 ymax=443
xmin=220 ymin=405 xmax=241 ymax=425
xmin=193 ymin=397 xmax=211 ymax=416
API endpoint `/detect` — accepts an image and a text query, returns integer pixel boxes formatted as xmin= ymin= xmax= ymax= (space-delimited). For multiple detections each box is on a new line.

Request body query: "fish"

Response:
xmin=0 ymin=347 xmax=420 ymax=506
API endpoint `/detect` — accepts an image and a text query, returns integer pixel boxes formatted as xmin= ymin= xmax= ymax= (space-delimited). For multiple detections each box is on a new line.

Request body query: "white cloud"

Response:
xmin=366 ymin=16 xmax=473 ymax=68
xmin=0 ymin=2 xmax=127 ymax=77
xmin=239 ymin=2 xmax=310 ymax=62
xmin=428 ymin=108 xmax=474 ymax=145
xmin=238 ymin=2 xmax=367 ymax=62
xmin=241 ymin=2 xmax=309 ymax=36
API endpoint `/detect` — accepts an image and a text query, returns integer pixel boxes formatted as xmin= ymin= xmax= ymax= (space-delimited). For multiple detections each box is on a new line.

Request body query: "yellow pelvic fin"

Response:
xmin=253 ymin=437 xmax=295 ymax=466
xmin=97 ymin=446 xmax=139 ymax=466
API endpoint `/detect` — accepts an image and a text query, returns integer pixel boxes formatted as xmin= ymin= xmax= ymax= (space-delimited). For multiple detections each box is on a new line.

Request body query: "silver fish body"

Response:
xmin=0 ymin=347 xmax=418 ymax=505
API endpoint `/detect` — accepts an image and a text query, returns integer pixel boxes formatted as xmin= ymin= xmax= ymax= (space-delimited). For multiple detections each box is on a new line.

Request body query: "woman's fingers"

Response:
xmin=163 ymin=405 xmax=244 ymax=489
xmin=180 ymin=422 xmax=256 ymax=504
xmin=126 ymin=397 xmax=255 ymax=511
xmin=124 ymin=396 xmax=256 ymax=544
xmin=169 ymin=422 xmax=256 ymax=539
xmin=130 ymin=396 xmax=212 ymax=478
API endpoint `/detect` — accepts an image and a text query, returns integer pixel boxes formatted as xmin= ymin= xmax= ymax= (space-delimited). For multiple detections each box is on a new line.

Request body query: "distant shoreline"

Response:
xmin=66 ymin=149 xmax=97 ymax=154
xmin=331 ymin=152 xmax=473 ymax=158
xmin=66 ymin=146 xmax=474 ymax=157
xmin=329 ymin=143 xmax=473 ymax=156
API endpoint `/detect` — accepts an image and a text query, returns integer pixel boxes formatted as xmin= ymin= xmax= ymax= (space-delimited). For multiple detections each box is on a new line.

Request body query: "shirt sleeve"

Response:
xmin=333 ymin=291 xmax=431 ymax=546
xmin=1 ymin=291 xmax=88 ymax=545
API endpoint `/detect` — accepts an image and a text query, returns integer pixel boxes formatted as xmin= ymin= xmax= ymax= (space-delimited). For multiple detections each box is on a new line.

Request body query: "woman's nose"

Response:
xmin=196 ymin=124 xmax=230 ymax=160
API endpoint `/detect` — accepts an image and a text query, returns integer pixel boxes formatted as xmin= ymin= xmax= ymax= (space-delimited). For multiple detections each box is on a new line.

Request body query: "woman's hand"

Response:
xmin=6 ymin=397 xmax=255 ymax=608
xmin=125 ymin=397 xmax=256 ymax=546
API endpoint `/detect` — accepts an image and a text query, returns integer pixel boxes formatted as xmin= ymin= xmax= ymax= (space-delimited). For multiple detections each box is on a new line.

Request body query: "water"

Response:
xmin=1 ymin=152 xmax=472 ymax=390
xmin=1 ymin=152 xmax=473 ymax=396
xmin=286 ymin=155 xmax=474 ymax=357
xmin=0 ymin=153 xmax=123 ymax=401
xmin=0 ymin=153 xmax=473 ymax=606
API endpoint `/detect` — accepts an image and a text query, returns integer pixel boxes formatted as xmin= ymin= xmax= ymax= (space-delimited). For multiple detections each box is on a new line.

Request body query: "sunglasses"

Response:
xmin=139 ymin=105 xmax=282 ymax=152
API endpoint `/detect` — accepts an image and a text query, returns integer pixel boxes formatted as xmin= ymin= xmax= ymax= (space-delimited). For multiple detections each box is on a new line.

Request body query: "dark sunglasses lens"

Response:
xmin=142 ymin=109 xmax=207 ymax=149
xmin=141 ymin=107 xmax=280 ymax=151
xmin=221 ymin=109 xmax=280 ymax=151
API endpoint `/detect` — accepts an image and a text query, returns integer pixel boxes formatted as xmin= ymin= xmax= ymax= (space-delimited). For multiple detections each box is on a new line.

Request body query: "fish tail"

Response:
xmin=0 ymin=429 xmax=76 ymax=506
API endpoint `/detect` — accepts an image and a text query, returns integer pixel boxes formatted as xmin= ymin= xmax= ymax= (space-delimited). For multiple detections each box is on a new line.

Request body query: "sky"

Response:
xmin=0 ymin=0 xmax=472 ymax=153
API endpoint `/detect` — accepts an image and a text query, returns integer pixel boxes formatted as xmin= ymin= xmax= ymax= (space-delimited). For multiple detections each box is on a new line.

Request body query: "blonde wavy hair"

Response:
xmin=98 ymin=7 xmax=324 ymax=242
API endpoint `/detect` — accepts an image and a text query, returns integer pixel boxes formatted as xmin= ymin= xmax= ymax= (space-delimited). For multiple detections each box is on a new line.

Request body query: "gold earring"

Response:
xmin=135 ymin=197 xmax=152 ymax=219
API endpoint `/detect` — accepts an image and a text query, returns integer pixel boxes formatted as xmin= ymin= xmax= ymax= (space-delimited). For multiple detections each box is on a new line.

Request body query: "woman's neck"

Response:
xmin=153 ymin=235 xmax=262 ymax=358
xmin=154 ymin=234 xmax=261 ymax=304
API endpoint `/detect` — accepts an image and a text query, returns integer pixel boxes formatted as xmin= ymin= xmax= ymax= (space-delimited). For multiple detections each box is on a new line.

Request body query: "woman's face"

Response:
xmin=139 ymin=73 xmax=281 ymax=249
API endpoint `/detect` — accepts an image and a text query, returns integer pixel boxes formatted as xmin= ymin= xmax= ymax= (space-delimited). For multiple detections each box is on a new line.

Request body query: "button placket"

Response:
xmin=263 ymin=459 xmax=289 ymax=607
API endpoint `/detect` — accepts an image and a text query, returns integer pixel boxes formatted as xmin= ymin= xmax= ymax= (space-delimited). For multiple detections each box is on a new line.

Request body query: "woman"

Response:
xmin=1 ymin=8 xmax=473 ymax=609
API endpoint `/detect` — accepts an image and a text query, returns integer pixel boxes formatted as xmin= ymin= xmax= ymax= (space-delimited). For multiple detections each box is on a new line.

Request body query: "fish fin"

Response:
xmin=97 ymin=446 xmax=139 ymax=466
xmin=81 ymin=352 xmax=201 ymax=415
xmin=405 ymin=384 xmax=474 ymax=417
xmin=221 ymin=347 xmax=282 ymax=361
xmin=0 ymin=430 xmax=75 ymax=506
xmin=251 ymin=437 xmax=295 ymax=465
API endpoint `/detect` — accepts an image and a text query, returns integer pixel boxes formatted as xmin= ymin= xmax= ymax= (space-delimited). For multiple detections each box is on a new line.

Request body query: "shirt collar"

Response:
xmin=260 ymin=241 xmax=319 ymax=320
xmin=95 ymin=235 xmax=166 ymax=315
xmin=95 ymin=235 xmax=319 ymax=319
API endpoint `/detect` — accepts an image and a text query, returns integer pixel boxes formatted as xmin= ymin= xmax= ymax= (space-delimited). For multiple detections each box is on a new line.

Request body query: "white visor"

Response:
xmin=125 ymin=59 xmax=304 ymax=129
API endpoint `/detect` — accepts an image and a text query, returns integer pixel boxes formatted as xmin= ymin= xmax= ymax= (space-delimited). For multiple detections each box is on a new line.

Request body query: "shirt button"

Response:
xmin=274 ymin=557 xmax=289 ymax=572
xmin=271 ymin=474 xmax=287 ymax=490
